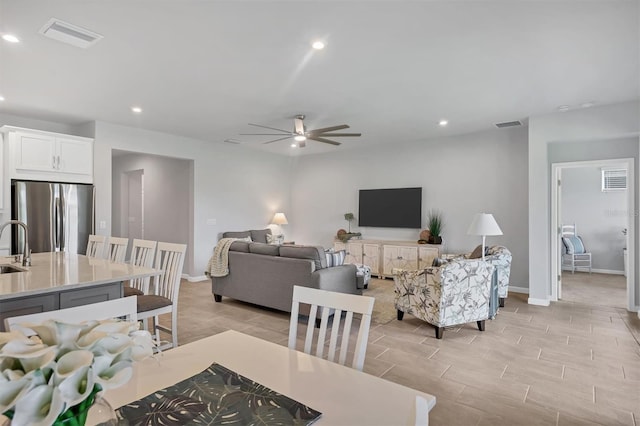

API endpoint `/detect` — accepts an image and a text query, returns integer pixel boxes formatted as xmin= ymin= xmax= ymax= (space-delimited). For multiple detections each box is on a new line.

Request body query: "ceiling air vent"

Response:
xmin=495 ymin=120 xmax=522 ymax=128
xmin=39 ymin=18 xmax=103 ymax=49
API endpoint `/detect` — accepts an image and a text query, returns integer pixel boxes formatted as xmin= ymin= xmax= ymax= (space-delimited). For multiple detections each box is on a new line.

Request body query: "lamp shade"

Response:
xmin=271 ymin=212 xmax=288 ymax=225
xmin=467 ymin=213 xmax=502 ymax=236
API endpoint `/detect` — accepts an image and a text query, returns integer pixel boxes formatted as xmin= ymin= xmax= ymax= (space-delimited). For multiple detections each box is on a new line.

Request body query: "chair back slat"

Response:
xmin=289 ymin=286 xmax=375 ymax=371
xmin=153 ymin=242 xmax=187 ymax=302
xmin=107 ymin=236 xmax=129 ymax=263
xmin=129 ymin=239 xmax=157 ymax=293
xmin=5 ymin=297 xmax=138 ymax=331
xmin=86 ymin=234 xmax=106 ymax=258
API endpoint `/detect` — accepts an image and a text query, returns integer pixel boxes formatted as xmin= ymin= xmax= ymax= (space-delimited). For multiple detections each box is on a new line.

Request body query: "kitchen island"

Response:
xmin=0 ymin=252 xmax=160 ymax=330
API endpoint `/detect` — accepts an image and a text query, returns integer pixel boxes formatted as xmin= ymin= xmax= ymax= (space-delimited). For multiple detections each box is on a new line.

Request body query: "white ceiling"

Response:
xmin=0 ymin=1 xmax=638 ymax=156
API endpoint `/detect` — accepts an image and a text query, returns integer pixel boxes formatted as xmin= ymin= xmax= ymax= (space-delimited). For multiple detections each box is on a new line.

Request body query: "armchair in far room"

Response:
xmin=561 ymin=224 xmax=592 ymax=274
xmin=392 ymin=259 xmax=495 ymax=339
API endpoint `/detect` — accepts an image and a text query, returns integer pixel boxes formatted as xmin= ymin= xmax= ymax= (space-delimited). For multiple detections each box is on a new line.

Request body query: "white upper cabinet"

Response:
xmin=2 ymin=126 xmax=94 ymax=183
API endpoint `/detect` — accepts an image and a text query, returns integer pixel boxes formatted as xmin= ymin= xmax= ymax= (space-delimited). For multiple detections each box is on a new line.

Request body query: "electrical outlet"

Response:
xmin=206 ymin=218 xmax=217 ymax=226
xmin=99 ymin=221 xmax=106 ymax=229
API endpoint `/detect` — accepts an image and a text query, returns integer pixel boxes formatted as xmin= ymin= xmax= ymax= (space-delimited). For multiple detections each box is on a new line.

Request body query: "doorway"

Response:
xmin=111 ymin=150 xmax=193 ymax=274
xmin=122 ymin=169 xmax=144 ymax=240
xmin=550 ymin=158 xmax=635 ymax=311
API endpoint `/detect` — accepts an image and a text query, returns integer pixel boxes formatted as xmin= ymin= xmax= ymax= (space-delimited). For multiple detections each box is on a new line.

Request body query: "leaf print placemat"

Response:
xmin=116 ymin=362 xmax=322 ymax=425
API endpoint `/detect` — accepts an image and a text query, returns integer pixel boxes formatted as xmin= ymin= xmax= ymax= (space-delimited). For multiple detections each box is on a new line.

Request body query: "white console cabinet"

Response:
xmin=334 ymin=239 xmax=439 ymax=278
xmin=1 ymin=126 xmax=93 ymax=184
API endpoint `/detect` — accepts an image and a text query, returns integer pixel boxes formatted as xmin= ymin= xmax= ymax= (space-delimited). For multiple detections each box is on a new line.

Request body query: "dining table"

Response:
xmin=107 ymin=329 xmax=437 ymax=425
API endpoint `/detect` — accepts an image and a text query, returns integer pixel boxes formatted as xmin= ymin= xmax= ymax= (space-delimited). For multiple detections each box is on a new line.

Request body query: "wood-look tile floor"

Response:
xmin=161 ymin=276 xmax=640 ymax=426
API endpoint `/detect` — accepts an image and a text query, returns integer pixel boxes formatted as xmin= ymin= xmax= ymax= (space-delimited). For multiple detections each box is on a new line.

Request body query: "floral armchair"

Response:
xmin=483 ymin=246 xmax=512 ymax=307
xmin=392 ymin=260 xmax=495 ymax=339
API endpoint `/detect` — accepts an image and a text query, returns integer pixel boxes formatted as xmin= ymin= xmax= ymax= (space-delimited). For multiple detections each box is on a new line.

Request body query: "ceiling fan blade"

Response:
xmin=309 ymin=136 xmax=341 ymax=146
xmin=240 ymin=133 xmax=293 ymax=136
xmin=248 ymin=123 xmax=291 ymax=134
xmin=308 ymin=124 xmax=349 ymax=134
xmin=318 ymin=133 xmax=362 ymax=137
xmin=262 ymin=135 xmax=294 ymax=144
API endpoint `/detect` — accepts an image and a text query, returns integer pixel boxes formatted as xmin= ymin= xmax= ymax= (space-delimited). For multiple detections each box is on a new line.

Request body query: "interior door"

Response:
xmin=557 ymin=169 xmax=563 ymax=300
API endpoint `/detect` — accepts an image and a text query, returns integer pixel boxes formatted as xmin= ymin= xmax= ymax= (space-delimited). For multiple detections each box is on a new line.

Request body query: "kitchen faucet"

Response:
xmin=0 ymin=220 xmax=31 ymax=266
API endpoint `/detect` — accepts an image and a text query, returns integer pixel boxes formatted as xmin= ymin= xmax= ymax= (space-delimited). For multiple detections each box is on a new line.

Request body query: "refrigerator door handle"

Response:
xmin=55 ymin=197 xmax=62 ymax=250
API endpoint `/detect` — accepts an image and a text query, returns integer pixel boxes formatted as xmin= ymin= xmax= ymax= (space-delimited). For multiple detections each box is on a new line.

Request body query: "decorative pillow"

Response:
xmin=237 ymin=236 xmax=252 ymax=242
xmin=250 ymin=229 xmax=272 ymax=244
xmin=562 ymin=236 xmax=585 ymax=254
xmin=432 ymin=257 xmax=449 ymax=267
xmin=266 ymin=233 xmax=276 ymax=244
xmin=325 ymin=250 xmax=347 ymax=268
xmin=468 ymin=244 xmax=485 ymax=259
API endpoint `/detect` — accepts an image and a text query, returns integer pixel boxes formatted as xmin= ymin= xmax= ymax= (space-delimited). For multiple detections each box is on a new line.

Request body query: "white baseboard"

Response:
xmin=508 ymin=286 xmax=529 ymax=294
xmin=528 ymin=297 xmax=550 ymax=306
xmin=181 ymin=274 xmax=208 ymax=282
xmin=561 ymin=267 xmax=625 ymax=275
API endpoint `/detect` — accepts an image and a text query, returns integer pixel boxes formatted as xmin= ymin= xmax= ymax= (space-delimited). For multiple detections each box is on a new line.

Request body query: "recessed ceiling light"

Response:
xmin=131 ymin=106 xmax=142 ymax=114
xmin=312 ymin=41 xmax=325 ymax=50
xmin=438 ymin=120 xmax=448 ymax=127
xmin=290 ymin=143 xmax=297 ymax=148
xmin=294 ymin=135 xmax=307 ymax=142
xmin=2 ymin=34 xmax=20 ymax=43
xmin=581 ymin=102 xmax=595 ymax=108
xmin=0 ymin=95 xmax=4 ymax=102
xmin=557 ymin=105 xmax=570 ymax=112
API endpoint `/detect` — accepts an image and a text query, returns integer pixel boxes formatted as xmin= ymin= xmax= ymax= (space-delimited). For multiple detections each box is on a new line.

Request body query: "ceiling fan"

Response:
xmin=240 ymin=114 xmax=361 ymax=148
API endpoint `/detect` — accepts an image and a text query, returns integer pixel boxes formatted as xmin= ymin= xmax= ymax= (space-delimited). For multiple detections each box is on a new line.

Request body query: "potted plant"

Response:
xmin=427 ymin=210 xmax=443 ymax=244
xmin=344 ymin=213 xmax=355 ymax=233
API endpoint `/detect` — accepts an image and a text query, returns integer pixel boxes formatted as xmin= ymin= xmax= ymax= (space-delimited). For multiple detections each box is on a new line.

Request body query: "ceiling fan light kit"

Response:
xmin=240 ymin=114 xmax=361 ymax=148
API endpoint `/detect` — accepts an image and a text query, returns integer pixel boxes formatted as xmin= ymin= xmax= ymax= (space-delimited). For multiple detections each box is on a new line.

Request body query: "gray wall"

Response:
xmin=112 ymin=152 xmax=192 ymax=270
xmin=529 ymin=100 xmax=640 ymax=307
xmin=561 ymin=165 xmax=627 ymax=272
xmin=289 ymin=125 xmax=529 ymax=289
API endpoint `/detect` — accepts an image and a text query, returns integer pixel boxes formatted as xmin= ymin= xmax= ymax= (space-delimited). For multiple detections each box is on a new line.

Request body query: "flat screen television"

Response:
xmin=358 ymin=187 xmax=422 ymax=228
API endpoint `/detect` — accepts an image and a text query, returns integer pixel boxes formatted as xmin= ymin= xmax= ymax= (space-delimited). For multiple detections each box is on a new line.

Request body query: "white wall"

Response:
xmin=561 ymin=165 xmax=627 ymax=272
xmin=528 ymin=100 xmax=640 ymax=306
xmin=112 ymin=152 xmax=192 ymax=269
xmin=93 ymin=121 xmax=292 ymax=279
xmin=289 ymin=126 xmax=529 ymax=289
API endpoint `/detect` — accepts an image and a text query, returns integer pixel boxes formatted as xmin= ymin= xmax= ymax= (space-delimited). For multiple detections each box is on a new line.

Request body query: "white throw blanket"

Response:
xmin=206 ymin=238 xmax=237 ymax=277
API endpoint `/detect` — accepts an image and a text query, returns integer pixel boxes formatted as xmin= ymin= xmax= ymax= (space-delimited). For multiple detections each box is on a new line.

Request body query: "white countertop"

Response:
xmin=0 ymin=252 xmax=161 ymax=300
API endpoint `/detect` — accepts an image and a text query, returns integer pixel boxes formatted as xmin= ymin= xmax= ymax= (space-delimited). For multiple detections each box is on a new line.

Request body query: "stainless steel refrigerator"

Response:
xmin=12 ymin=180 xmax=95 ymax=255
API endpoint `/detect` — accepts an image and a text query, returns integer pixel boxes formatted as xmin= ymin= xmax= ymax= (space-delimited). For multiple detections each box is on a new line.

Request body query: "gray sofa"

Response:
xmin=210 ymin=229 xmax=363 ymax=313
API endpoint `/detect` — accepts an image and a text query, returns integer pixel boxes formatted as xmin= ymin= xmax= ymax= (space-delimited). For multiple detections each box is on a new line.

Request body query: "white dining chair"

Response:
xmin=86 ymin=234 xmax=107 ymax=258
xmin=124 ymin=239 xmax=157 ymax=297
xmin=136 ymin=242 xmax=186 ymax=350
xmin=288 ymin=286 xmax=375 ymax=371
xmin=4 ymin=296 xmax=138 ymax=332
xmin=106 ymin=236 xmax=129 ymax=263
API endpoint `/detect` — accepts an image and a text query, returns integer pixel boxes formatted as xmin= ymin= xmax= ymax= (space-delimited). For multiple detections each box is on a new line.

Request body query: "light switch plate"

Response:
xmin=207 ymin=218 xmax=217 ymax=225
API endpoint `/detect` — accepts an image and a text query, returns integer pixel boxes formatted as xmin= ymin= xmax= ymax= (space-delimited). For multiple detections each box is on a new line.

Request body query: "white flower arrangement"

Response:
xmin=0 ymin=319 xmax=155 ymax=426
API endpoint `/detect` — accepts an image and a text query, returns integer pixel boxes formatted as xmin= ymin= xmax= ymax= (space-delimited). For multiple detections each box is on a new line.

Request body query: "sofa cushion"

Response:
xmin=280 ymin=245 xmax=327 ymax=269
xmin=249 ymin=242 xmax=280 ymax=256
xmin=223 ymin=231 xmax=251 ymax=240
xmin=229 ymin=241 xmax=251 ymax=252
xmin=250 ymin=229 xmax=272 ymax=244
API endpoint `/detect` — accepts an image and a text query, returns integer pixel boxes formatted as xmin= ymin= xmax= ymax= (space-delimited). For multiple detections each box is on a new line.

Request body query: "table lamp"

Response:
xmin=467 ymin=213 xmax=502 ymax=261
xmin=271 ymin=212 xmax=288 ymax=244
